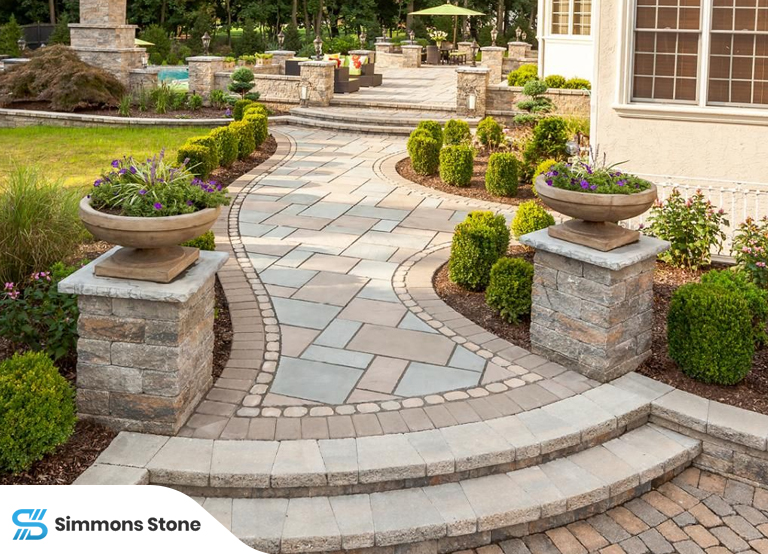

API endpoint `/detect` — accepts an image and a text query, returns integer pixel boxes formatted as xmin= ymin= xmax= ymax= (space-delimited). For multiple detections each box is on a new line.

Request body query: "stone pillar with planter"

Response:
xmin=59 ymin=248 xmax=228 ymax=434
xmin=266 ymin=50 xmax=296 ymax=74
xmin=401 ymin=44 xmax=423 ymax=68
xmin=188 ymin=56 xmax=226 ymax=100
xmin=480 ymin=46 xmax=506 ymax=84
xmin=456 ymin=66 xmax=490 ymax=118
xmin=299 ymin=60 xmax=336 ymax=106
xmin=508 ymin=41 xmax=531 ymax=60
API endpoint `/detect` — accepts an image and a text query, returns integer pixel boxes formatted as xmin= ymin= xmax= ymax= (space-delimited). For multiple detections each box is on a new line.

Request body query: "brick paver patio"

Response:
xmin=332 ymin=67 xmax=458 ymax=109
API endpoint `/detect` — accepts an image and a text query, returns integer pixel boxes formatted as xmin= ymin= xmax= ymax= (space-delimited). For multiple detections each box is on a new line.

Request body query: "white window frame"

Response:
xmin=614 ymin=0 xmax=768 ymax=124
xmin=548 ymin=0 xmax=592 ymax=38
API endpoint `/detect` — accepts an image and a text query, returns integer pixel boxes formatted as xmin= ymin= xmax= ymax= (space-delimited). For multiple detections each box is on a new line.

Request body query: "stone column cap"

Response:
xmin=458 ymin=41 xmax=473 ymax=46
xmin=187 ymin=56 xmax=226 ymax=62
xmin=298 ymin=60 xmax=337 ymax=67
xmin=481 ymin=46 xmax=506 ymax=52
xmin=349 ymin=50 xmax=373 ymax=55
xmin=519 ymin=229 xmax=670 ymax=271
xmin=401 ymin=44 xmax=423 ymax=50
xmin=456 ymin=66 xmax=491 ymax=74
xmin=266 ymin=50 xmax=296 ymax=56
xmin=59 ymin=248 xmax=229 ymax=302
xmin=508 ymin=41 xmax=531 ymax=46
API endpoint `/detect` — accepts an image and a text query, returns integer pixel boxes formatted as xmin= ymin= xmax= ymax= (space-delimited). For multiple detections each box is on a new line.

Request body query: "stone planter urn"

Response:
xmin=79 ymin=197 xmax=220 ymax=283
xmin=535 ymin=176 xmax=657 ymax=252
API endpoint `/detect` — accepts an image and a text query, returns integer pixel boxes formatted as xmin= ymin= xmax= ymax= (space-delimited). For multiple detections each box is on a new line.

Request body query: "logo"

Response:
xmin=12 ymin=509 xmax=48 ymax=541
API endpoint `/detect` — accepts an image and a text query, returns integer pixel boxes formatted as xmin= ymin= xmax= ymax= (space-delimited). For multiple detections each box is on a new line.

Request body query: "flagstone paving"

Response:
xmin=180 ymin=127 xmax=598 ymax=439
xmin=332 ymin=67 xmax=458 ymax=109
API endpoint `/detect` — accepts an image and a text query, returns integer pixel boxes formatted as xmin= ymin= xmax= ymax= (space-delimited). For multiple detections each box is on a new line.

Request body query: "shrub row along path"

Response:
xmin=180 ymin=127 xmax=597 ymax=440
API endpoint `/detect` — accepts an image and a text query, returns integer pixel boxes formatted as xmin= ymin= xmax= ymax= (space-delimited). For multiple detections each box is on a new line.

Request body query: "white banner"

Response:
xmin=0 ymin=486 xmax=258 ymax=554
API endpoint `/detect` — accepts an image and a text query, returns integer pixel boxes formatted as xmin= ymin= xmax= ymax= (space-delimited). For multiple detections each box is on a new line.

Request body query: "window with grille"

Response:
xmin=573 ymin=0 xmax=593 ymax=35
xmin=552 ymin=0 xmax=571 ymax=35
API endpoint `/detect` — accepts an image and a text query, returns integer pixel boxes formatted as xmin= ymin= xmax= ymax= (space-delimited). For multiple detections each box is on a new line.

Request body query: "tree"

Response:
xmin=48 ymin=12 xmax=70 ymax=44
xmin=0 ymin=15 xmax=22 ymax=57
xmin=282 ymin=23 xmax=301 ymax=51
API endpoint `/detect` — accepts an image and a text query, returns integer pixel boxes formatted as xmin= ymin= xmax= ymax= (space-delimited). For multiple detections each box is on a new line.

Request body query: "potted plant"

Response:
xmin=223 ymin=56 xmax=236 ymax=69
xmin=255 ymin=53 xmax=274 ymax=66
xmin=428 ymin=28 xmax=448 ymax=49
xmin=79 ymin=151 xmax=230 ymax=283
xmin=535 ymin=156 xmax=657 ymax=251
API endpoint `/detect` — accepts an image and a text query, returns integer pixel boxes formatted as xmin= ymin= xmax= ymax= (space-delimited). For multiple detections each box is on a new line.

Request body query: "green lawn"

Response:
xmin=0 ymin=126 xmax=213 ymax=188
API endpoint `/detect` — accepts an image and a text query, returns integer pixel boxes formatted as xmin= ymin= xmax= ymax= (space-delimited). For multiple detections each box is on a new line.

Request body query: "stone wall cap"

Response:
xmin=265 ymin=50 xmax=297 ymax=55
xmin=349 ymin=50 xmax=373 ymax=55
xmin=456 ymin=66 xmax=491 ymax=74
xmin=481 ymin=46 xmax=506 ymax=51
xmin=59 ymin=248 xmax=229 ymax=302
xmin=187 ymin=56 xmax=226 ymax=62
xmin=401 ymin=44 xmax=424 ymax=49
xmin=508 ymin=41 xmax=531 ymax=46
xmin=298 ymin=60 xmax=337 ymax=67
xmin=519 ymin=228 xmax=669 ymax=270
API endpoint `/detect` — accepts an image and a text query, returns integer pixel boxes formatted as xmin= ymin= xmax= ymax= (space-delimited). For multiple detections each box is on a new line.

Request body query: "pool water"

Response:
xmin=158 ymin=68 xmax=189 ymax=82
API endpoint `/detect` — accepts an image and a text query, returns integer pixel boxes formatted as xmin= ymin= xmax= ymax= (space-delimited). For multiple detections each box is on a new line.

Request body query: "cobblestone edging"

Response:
xmin=0 ymin=107 xmax=231 ymax=128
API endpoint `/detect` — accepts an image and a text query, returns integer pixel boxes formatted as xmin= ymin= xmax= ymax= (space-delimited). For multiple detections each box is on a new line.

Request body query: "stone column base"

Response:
xmin=481 ymin=46 xmax=506 ymax=85
xmin=519 ymin=229 xmax=669 ymax=383
xmin=59 ymin=248 xmax=228 ymax=434
xmin=456 ymin=66 xmax=490 ymax=118
xmin=401 ymin=45 xmax=423 ymax=68
xmin=188 ymin=56 xmax=226 ymax=100
xmin=266 ymin=50 xmax=296 ymax=75
xmin=74 ymin=47 xmax=146 ymax=83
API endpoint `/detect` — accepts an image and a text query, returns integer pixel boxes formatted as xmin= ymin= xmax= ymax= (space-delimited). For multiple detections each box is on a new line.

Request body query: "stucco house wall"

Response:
xmin=537 ymin=0 xmax=595 ymax=81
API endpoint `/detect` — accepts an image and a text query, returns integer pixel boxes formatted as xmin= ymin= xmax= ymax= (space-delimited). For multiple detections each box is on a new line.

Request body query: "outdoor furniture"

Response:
xmin=334 ymin=66 xmax=360 ymax=94
xmin=358 ymin=62 xmax=383 ymax=87
xmin=426 ymin=45 xmax=440 ymax=65
xmin=449 ymin=52 xmax=467 ymax=65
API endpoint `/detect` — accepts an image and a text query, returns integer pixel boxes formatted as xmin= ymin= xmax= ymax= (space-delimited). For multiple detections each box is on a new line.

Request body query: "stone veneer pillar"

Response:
xmin=456 ymin=66 xmax=490 ymax=117
xmin=375 ymin=42 xmax=395 ymax=55
xmin=350 ymin=49 xmax=375 ymax=64
xmin=480 ymin=46 xmax=506 ymax=84
xmin=457 ymin=42 xmax=473 ymax=59
xmin=508 ymin=41 xmax=532 ymax=60
xmin=299 ymin=60 xmax=336 ymax=106
xmin=519 ymin=229 xmax=670 ymax=383
xmin=401 ymin=44 xmax=423 ymax=68
xmin=266 ymin=50 xmax=296 ymax=75
xmin=188 ymin=56 xmax=225 ymax=100
xmin=58 ymin=249 xmax=228 ymax=434
xmin=69 ymin=0 xmax=146 ymax=83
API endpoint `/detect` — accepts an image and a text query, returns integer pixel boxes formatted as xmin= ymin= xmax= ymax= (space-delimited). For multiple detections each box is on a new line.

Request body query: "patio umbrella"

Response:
xmin=135 ymin=38 xmax=155 ymax=46
xmin=409 ymin=3 xmax=485 ymax=47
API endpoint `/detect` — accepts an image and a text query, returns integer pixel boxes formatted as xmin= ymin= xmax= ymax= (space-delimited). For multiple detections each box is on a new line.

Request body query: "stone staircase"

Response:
xmin=79 ymin=374 xmax=704 ymax=553
xmin=276 ymin=106 xmax=480 ymax=136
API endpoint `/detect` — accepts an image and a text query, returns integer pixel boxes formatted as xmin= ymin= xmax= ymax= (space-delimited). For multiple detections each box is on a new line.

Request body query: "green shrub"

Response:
xmin=449 ymin=211 xmax=511 ymax=291
xmin=531 ymin=159 xmax=558 ymax=196
xmin=139 ymin=24 xmax=173 ymax=64
xmin=700 ymin=270 xmax=768 ymax=346
xmin=439 ymin=145 xmax=474 ymax=187
xmin=523 ymin=116 xmax=569 ymax=166
xmin=48 ymin=14 xmax=71 ymax=45
xmin=512 ymin=200 xmax=555 ymax=239
xmin=515 ymin=80 xmax=554 ymax=125
xmin=732 ymin=217 xmax=768 ymax=288
xmin=0 ymin=166 xmax=84 ymax=285
xmin=543 ymin=74 xmax=566 ymax=89
xmin=486 ymin=257 xmax=534 ymax=323
xmin=0 ymin=263 xmax=79 ymax=361
xmin=564 ymin=77 xmax=591 ymax=90
xmin=415 ymin=120 xmax=443 ymax=147
xmin=485 ymin=152 xmax=519 ymax=197
xmin=228 ymin=67 xmax=255 ymax=99
xmin=243 ymin=112 xmax=269 ymax=147
xmin=443 ymin=119 xmax=471 ymax=146
xmin=668 ymin=283 xmax=754 ymax=385
xmin=476 ymin=116 xmax=504 ymax=149
xmin=187 ymin=134 xmax=221 ymax=168
xmin=644 ymin=189 xmax=728 ymax=269
xmin=209 ymin=89 xmax=227 ymax=109
xmin=177 ymin=143 xmax=217 ymax=178
xmin=407 ymin=130 xmax=440 ymax=175
xmin=181 ymin=230 xmax=216 ymax=251
xmin=243 ymin=102 xmax=269 ymax=118
xmin=118 ymin=94 xmax=132 ymax=117
xmin=233 ymin=99 xmax=253 ymax=121
xmin=230 ymin=120 xmax=256 ymax=159
xmin=188 ymin=93 xmax=204 ymax=111
xmin=0 ymin=351 xmax=77 ymax=473
xmin=209 ymin=126 xmax=238 ymax=167
xmin=507 ymin=63 xmax=538 ymax=87
xmin=0 ymin=16 xmax=22 ymax=57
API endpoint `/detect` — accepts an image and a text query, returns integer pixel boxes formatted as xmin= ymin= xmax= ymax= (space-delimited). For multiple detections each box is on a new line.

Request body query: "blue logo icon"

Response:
xmin=12 ymin=509 xmax=48 ymax=541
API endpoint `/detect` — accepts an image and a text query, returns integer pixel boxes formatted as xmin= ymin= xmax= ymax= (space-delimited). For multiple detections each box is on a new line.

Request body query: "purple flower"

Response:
xmin=154 ymin=202 xmax=163 ymax=210
xmin=580 ymin=179 xmax=590 ymax=190
xmin=617 ymin=179 xmax=627 ymax=187
xmin=225 ymin=108 xmax=232 ymax=117
xmin=546 ymin=179 xmax=553 ymax=187
xmin=186 ymin=200 xmax=194 ymax=206
xmin=139 ymin=189 xmax=147 ymax=195
xmin=94 ymin=178 xmax=103 ymax=187
xmin=111 ymin=160 xmax=120 ymax=168
xmin=118 ymin=168 xmax=127 ymax=175
xmin=590 ymin=184 xmax=597 ymax=190
xmin=130 ymin=166 xmax=137 ymax=174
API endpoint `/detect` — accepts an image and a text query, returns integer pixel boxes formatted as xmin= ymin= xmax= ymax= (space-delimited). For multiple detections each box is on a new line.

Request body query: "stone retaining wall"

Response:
xmin=0 ymin=108 xmax=228 ymax=128
xmin=487 ymin=84 xmax=590 ymax=118
xmin=214 ymin=72 xmax=301 ymax=104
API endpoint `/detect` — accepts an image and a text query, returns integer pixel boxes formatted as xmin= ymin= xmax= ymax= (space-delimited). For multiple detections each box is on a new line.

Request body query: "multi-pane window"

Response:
xmin=550 ymin=0 xmax=592 ymax=36
xmin=632 ymin=0 xmax=701 ymax=102
xmin=631 ymin=0 xmax=768 ymax=107
xmin=709 ymin=0 xmax=768 ymax=106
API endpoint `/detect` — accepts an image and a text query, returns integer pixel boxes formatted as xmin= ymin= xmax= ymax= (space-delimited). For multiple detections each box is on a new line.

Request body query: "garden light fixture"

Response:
xmin=17 ymin=37 xmax=26 ymax=53
xmin=468 ymin=92 xmax=476 ymax=112
xmin=314 ymin=35 xmax=323 ymax=60
xmin=277 ymin=28 xmax=285 ymax=49
xmin=141 ymin=53 xmax=149 ymax=68
xmin=515 ymin=27 xmax=522 ymax=41
xmin=409 ymin=29 xmax=415 ymax=43
xmin=300 ymin=84 xmax=309 ymax=106
xmin=522 ymin=31 xmax=527 ymax=41
xmin=359 ymin=30 xmax=367 ymax=48
xmin=202 ymin=32 xmax=211 ymax=54
xmin=491 ymin=25 xmax=498 ymax=47
xmin=470 ymin=39 xmax=479 ymax=67
xmin=566 ymin=140 xmax=580 ymax=157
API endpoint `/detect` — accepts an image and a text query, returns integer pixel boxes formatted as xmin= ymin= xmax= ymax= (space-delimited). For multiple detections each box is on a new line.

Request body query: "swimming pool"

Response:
xmin=158 ymin=67 xmax=189 ymax=82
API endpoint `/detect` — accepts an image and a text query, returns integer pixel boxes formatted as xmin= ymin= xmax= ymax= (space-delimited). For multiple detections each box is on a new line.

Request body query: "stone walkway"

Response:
xmin=180 ymin=128 xmax=598 ymax=439
xmin=463 ymin=468 xmax=768 ymax=554
xmin=333 ymin=67 xmax=458 ymax=109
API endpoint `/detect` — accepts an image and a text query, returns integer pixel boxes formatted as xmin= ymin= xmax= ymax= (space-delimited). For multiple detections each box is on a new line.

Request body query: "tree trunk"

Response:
xmin=49 ymin=0 xmax=56 ymax=24
xmin=292 ymin=0 xmax=298 ymax=27
xmin=226 ymin=0 xmax=232 ymax=47
xmin=304 ymin=0 xmax=311 ymax=35
xmin=407 ymin=0 xmax=414 ymax=32
xmin=161 ymin=0 xmax=167 ymax=24
xmin=316 ymin=0 xmax=323 ymax=36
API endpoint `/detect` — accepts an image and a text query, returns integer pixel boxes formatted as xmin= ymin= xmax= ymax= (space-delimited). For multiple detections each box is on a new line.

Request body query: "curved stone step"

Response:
xmin=86 ymin=383 xmax=654 ymax=497
xmin=202 ymin=425 xmax=701 ymax=553
xmin=290 ymin=107 xmax=479 ymax=128
xmin=282 ymin=115 xmax=416 ymax=135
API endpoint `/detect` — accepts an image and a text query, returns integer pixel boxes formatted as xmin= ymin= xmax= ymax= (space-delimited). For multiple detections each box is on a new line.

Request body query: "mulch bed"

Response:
xmin=212 ymin=278 xmax=233 ymax=380
xmin=435 ymin=255 xmax=768 ymax=416
xmin=214 ymin=135 xmax=277 ymax=186
xmin=6 ymin=101 xmax=287 ymax=119
xmin=396 ymin=154 xmax=540 ymax=207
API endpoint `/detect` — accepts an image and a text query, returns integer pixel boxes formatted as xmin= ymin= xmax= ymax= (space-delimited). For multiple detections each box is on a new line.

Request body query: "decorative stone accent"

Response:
xmin=59 ymin=248 xmax=228 ymax=434
xmin=401 ymin=44 xmax=423 ymax=68
xmin=480 ymin=46 xmax=506 ymax=84
xmin=520 ymin=229 xmax=670 ymax=383
xmin=508 ymin=41 xmax=532 ymax=60
xmin=266 ymin=50 xmax=296 ymax=74
xmin=299 ymin=61 xmax=336 ymax=107
xmin=188 ymin=56 xmax=225 ymax=100
xmin=456 ymin=66 xmax=490 ymax=118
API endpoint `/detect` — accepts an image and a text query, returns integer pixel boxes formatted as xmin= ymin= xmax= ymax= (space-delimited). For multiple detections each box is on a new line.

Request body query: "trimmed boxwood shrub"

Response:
xmin=443 ymin=119 xmax=471 ymax=146
xmin=532 ymin=159 xmax=559 ymax=196
xmin=230 ymin=120 xmax=256 ymax=160
xmin=177 ymin=142 xmax=217 ymax=178
xmin=700 ymin=270 xmax=768 ymax=346
xmin=209 ymin=126 xmax=239 ymax=167
xmin=181 ymin=230 xmax=216 ymax=251
xmin=244 ymin=112 xmax=269 ymax=147
xmin=512 ymin=200 xmax=555 ymax=239
xmin=543 ymin=75 xmax=566 ymax=89
xmin=668 ymin=282 xmax=754 ymax=385
xmin=485 ymin=152 xmax=519 ymax=197
xmin=507 ymin=63 xmax=538 ymax=87
xmin=564 ymin=77 xmax=591 ymax=90
xmin=415 ymin=120 xmax=443 ymax=147
xmin=407 ymin=130 xmax=440 ymax=175
xmin=187 ymin=135 xmax=220 ymax=168
xmin=449 ymin=211 xmax=510 ymax=291
xmin=0 ymin=351 xmax=76 ymax=473
xmin=233 ymin=98 xmax=253 ymax=121
xmin=439 ymin=145 xmax=474 ymax=187
xmin=243 ymin=102 xmax=269 ymax=118
xmin=476 ymin=116 xmax=504 ymax=149
xmin=486 ymin=257 xmax=534 ymax=323
xmin=523 ymin=116 xmax=569 ymax=166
